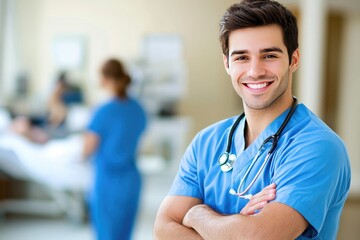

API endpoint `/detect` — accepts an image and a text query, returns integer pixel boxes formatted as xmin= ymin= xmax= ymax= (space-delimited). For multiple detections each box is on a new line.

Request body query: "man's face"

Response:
xmin=224 ymin=24 xmax=299 ymax=111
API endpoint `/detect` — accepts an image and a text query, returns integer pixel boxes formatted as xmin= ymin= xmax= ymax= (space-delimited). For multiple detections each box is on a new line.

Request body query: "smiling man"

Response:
xmin=154 ymin=0 xmax=351 ymax=239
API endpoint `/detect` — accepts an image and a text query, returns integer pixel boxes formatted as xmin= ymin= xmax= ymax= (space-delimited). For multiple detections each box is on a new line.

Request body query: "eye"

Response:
xmin=234 ymin=55 xmax=249 ymax=61
xmin=263 ymin=54 xmax=278 ymax=59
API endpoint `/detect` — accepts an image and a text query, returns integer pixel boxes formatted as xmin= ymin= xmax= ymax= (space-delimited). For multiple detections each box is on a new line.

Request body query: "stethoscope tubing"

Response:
xmin=233 ymin=152 xmax=271 ymax=199
xmin=223 ymin=97 xmax=298 ymax=199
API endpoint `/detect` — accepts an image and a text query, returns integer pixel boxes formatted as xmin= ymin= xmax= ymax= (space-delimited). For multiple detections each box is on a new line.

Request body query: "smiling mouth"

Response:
xmin=244 ymin=82 xmax=273 ymax=90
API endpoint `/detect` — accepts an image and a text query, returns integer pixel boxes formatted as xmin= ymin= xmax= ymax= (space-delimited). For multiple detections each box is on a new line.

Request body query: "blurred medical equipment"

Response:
xmin=218 ymin=97 xmax=298 ymax=200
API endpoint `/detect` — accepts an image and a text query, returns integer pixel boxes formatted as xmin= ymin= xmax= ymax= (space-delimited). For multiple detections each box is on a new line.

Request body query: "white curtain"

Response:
xmin=0 ymin=0 xmax=19 ymax=104
xmin=0 ymin=0 xmax=4 ymax=103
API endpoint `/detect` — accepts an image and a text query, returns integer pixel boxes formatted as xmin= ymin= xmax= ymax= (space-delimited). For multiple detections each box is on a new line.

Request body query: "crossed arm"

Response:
xmin=154 ymin=184 xmax=308 ymax=240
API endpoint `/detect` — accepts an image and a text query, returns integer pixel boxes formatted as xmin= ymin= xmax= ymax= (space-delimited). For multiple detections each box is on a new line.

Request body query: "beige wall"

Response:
xmin=337 ymin=12 xmax=360 ymax=196
xmin=14 ymin=0 xmax=241 ymax=134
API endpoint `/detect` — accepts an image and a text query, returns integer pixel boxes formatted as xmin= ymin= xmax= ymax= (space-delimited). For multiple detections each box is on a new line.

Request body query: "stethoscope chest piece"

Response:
xmin=218 ymin=152 xmax=237 ymax=172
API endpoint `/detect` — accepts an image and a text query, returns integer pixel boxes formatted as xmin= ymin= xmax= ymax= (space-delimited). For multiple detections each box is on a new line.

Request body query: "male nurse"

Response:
xmin=154 ymin=0 xmax=351 ymax=239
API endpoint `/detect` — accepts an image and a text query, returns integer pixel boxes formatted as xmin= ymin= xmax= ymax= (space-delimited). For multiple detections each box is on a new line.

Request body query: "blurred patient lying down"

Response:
xmin=0 ymin=120 xmax=92 ymax=191
xmin=10 ymin=116 xmax=49 ymax=144
xmin=0 ymin=110 xmax=91 ymax=190
xmin=0 ymin=117 xmax=84 ymax=166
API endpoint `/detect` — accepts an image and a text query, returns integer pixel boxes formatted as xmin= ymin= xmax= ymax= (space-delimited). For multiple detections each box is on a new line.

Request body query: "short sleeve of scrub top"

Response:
xmin=88 ymin=105 xmax=108 ymax=137
xmin=169 ymin=133 xmax=203 ymax=199
xmin=272 ymin=130 xmax=350 ymax=238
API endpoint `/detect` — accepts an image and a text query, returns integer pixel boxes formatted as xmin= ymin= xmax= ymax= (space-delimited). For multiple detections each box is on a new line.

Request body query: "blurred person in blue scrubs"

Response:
xmin=154 ymin=0 xmax=351 ymax=239
xmin=48 ymin=72 xmax=84 ymax=128
xmin=84 ymin=58 xmax=146 ymax=240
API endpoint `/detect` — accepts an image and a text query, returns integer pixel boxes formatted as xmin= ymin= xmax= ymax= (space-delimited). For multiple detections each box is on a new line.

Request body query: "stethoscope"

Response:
xmin=218 ymin=97 xmax=298 ymax=199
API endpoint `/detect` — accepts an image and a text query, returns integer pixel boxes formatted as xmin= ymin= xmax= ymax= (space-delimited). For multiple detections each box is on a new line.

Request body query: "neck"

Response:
xmin=244 ymin=93 xmax=293 ymax=148
xmin=108 ymin=88 xmax=127 ymax=99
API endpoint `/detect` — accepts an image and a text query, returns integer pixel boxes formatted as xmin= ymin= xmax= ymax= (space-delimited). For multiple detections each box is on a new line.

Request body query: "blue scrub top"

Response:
xmin=88 ymin=97 xmax=146 ymax=172
xmin=169 ymin=104 xmax=351 ymax=239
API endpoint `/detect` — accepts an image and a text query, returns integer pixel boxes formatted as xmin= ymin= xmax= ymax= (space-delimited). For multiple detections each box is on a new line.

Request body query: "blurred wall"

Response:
xmin=337 ymin=11 xmax=360 ymax=194
xmin=14 ymin=0 xmax=241 ymax=134
xmin=0 ymin=1 xmax=4 ymax=83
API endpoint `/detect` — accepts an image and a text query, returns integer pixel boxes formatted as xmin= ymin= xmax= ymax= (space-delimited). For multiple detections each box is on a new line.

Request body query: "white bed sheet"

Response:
xmin=0 ymin=132 xmax=92 ymax=191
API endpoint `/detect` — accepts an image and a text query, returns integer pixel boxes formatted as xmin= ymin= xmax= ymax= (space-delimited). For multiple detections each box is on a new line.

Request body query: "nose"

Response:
xmin=247 ymin=59 xmax=266 ymax=79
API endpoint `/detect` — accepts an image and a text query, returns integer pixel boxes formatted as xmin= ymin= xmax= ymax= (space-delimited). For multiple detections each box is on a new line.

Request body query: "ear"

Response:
xmin=289 ymin=48 xmax=300 ymax=73
xmin=223 ymin=54 xmax=230 ymax=75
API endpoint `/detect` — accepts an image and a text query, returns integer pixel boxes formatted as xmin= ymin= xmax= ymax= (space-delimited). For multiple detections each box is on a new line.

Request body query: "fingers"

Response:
xmin=241 ymin=201 xmax=268 ymax=215
xmin=240 ymin=183 xmax=277 ymax=215
xmin=262 ymin=183 xmax=276 ymax=191
xmin=248 ymin=184 xmax=276 ymax=205
xmin=260 ymin=183 xmax=276 ymax=190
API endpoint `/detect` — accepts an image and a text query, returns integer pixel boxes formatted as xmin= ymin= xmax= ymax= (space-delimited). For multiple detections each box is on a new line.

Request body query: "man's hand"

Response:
xmin=240 ymin=183 xmax=276 ymax=215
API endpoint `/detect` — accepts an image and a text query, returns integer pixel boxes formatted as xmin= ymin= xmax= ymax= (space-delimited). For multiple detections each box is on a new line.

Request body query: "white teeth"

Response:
xmin=246 ymin=82 xmax=269 ymax=89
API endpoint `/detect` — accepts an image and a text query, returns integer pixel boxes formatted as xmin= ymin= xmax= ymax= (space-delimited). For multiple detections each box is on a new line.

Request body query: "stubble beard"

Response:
xmin=241 ymin=68 xmax=290 ymax=111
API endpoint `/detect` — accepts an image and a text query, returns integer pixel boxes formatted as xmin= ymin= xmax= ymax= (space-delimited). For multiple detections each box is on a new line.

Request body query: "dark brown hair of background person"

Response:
xmin=101 ymin=59 xmax=131 ymax=99
xmin=219 ymin=0 xmax=298 ymax=64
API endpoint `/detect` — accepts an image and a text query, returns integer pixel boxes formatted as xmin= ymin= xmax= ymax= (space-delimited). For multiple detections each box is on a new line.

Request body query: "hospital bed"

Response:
xmin=0 ymin=131 xmax=92 ymax=222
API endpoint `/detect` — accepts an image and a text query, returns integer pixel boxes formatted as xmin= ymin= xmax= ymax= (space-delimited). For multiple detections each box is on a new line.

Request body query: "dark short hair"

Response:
xmin=219 ymin=0 xmax=298 ymax=63
xmin=101 ymin=58 xmax=131 ymax=98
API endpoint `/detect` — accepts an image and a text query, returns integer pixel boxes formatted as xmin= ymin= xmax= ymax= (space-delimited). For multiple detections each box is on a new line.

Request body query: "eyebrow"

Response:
xmin=260 ymin=47 xmax=283 ymax=54
xmin=230 ymin=50 xmax=248 ymax=57
xmin=230 ymin=47 xmax=283 ymax=57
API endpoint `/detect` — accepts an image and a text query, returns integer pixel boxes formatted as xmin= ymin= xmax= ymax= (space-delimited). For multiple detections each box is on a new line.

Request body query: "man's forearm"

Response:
xmin=154 ymin=218 xmax=203 ymax=240
xmin=182 ymin=203 xmax=307 ymax=240
xmin=183 ymin=204 xmax=238 ymax=240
